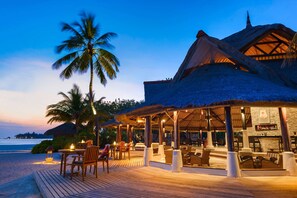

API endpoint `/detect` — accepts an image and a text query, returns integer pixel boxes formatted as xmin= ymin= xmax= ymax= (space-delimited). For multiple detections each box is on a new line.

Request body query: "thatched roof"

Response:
xmin=222 ymin=23 xmax=295 ymax=52
xmin=116 ymin=23 xmax=297 ymax=121
xmin=101 ymin=118 xmax=122 ymax=128
xmin=172 ymin=32 xmax=288 ymax=86
xmin=44 ymin=122 xmax=76 ymax=137
xmin=125 ymin=63 xmax=297 ymax=117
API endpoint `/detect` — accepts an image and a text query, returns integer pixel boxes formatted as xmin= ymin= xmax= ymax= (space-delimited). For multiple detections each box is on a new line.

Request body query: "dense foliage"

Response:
xmin=36 ymin=93 xmax=142 ymax=153
xmin=15 ymin=132 xmax=52 ymax=139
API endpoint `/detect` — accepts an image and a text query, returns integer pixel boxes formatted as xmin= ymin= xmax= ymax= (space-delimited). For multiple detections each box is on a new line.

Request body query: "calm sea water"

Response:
xmin=0 ymin=138 xmax=52 ymax=153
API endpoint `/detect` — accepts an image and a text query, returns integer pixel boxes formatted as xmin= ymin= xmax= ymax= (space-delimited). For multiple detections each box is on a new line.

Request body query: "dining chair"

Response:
xmin=70 ymin=146 xmax=99 ymax=181
xmin=98 ymin=144 xmax=110 ymax=173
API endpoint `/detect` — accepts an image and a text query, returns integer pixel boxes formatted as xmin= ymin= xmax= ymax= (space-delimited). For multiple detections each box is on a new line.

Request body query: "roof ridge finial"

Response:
xmin=196 ymin=30 xmax=208 ymax=38
xmin=246 ymin=11 xmax=252 ymax=28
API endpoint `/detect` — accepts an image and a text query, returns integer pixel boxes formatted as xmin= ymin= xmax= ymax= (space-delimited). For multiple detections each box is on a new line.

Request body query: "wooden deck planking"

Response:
xmin=34 ymin=159 xmax=297 ymax=198
xmin=34 ymin=157 xmax=144 ymax=198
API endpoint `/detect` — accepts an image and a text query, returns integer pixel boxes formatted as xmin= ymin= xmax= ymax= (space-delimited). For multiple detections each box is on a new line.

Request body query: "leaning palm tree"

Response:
xmin=282 ymin=33 xmax=297 ymax=67
xmin=52 ymin=12 xmax=120 ymax=145
xmin=46 ymin=84 xmax=88 ymax=133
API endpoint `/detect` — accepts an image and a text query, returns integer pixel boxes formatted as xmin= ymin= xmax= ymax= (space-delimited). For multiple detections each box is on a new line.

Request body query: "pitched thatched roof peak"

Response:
xmin=172 ymin=32 xmax=286 ymax=86
xmin=196 ymin=30 xmax=207 ymax=38
xmin=44 ymin=122 xmax=76 ymax=137
xmin=223 ymin=23 xmax=295 ymax=51
xmin=101 ymin=118 xmax=122 ymax=128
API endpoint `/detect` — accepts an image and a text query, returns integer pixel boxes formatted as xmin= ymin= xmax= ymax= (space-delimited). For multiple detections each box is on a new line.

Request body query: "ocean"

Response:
xmin=0 ymin=138 xmax=52 ymax=153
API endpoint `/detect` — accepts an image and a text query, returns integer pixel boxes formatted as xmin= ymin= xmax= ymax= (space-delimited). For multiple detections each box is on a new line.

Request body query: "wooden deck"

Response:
xmin=34 ymin=151 xmax=297 ymax=198
xmin=34 ymin=157 xmax=144 ymax=198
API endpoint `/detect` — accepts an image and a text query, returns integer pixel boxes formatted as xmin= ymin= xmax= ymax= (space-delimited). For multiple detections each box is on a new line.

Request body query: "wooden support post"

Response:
xmin=118 ymin=125 xmax=122 ymax=142
xmin=158 ymin=117 xmax=164 ymax=145
xmin=173 ymin=111 xmax=180 ymax=149
xmin=130 ymin=126 xmax=134 ymax=143
xmin=145 ymin=116 xmax=152 ymax=147
xmin=116 ymin=126 xmax=120 ymax=143
xmin=206 ymin=108 xmax=214 ymax=149
xmin=279 ymin=107 xmax=291 ymax=151
xmin=241 ymin=107 xmax=251 ymax=152
xmin=225 ymin=107 xmax=234 ymax=152
xmin=144 ymin=116 xmax=153 ymax=166
xmin=127 ymin=124 xmax=132 ymax=143
xmin=279 ymin=107 xmax=297 ymax=175
xmin=225 ymin=106 xmax=241 ymax=177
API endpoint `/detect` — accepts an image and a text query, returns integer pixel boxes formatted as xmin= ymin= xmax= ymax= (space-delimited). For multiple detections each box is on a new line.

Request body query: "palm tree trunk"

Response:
xmin=89 ymin=57 xmax=100 ymax=146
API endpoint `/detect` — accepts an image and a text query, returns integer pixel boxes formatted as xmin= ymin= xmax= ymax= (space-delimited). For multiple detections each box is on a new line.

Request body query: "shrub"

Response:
xmin=31 ymin=140 xmax=53 ymax=154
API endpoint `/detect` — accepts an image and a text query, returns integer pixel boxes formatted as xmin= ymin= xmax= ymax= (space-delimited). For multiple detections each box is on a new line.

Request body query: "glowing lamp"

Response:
xmin=45 ymin=146 xmax=53 ymax=163
xmin=70 ymin=143 xmax=75 ymax=150
xmin=113 ymin=141 xmax=116 ymax=146
xmin=81 ymin=140 xmax=85 ymax=143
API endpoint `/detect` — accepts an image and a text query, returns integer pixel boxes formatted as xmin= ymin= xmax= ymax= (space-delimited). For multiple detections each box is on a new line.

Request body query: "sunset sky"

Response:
xmin=1 ymin=0 xmax=297 ymax=138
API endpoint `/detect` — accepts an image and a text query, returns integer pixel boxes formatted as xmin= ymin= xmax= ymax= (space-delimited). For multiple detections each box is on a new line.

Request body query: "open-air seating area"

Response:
xmin=238 ymin=150 xmax=283 ymax=169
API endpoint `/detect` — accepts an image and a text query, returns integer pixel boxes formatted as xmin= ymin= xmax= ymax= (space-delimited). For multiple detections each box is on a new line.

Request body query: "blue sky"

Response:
xmin=1 ymin=0 xmax=297 ymax=138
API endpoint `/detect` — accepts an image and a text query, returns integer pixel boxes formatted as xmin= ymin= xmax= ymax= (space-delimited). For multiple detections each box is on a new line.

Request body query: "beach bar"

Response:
xmin=111 ymin=17 xmax=297 ymax=177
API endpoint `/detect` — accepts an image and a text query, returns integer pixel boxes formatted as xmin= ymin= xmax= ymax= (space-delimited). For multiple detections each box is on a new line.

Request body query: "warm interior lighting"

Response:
xmin=70 ymin=143 xmax=75 ymax=150
xmin=113 ymin=141 xmax=116 ymax=146
xmin=81 ymin=140 xmax=85 ymax=143
xmin=137 ymin=117 xmax=145 ymax=123
xmin=161 ymin=119 xmax=166 ymax=123
xmin=241 ymin=107 xmax=245 ymax=114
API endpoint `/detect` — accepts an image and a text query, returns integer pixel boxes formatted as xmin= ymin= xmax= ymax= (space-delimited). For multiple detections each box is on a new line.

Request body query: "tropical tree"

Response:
xmin=282 ymin=33 xmax=297 ymax=67
xmin=46 ymin=84 xmax=88 ymax=133
xmin=52 ymin=12 xmax=120 ymax=145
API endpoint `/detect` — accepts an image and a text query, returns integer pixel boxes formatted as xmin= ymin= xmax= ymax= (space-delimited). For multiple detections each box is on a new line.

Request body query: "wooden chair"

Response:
xmin=181 ymin=146 xmax=192 ymax=165
xmin=98 ymin=144 xmax=110 ymax=173
xmin=190 ymin=149 xmax=211 ymax=166
xmin=164 ymin=149 xmax=173 ymax=164
xmin=86 ymin=140 xmax=93 ymax=147
xmin=238 ymin=155 xmax=254 ymax=169
xmin=116 ymin=141 xmax=125 ymax=159
xmin=122 ymin=143 xmax=131 ymax=160
xmin=261 ymin=154 xmax=283 ymax=169
xmin=70 ymin=146 xmax=99 ymax=181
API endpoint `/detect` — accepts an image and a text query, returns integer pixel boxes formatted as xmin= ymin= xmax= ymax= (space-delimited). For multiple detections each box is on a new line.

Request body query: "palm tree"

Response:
xmin=46 ymin=84 xmax=88 ymax=133
xmin=52 ymin=12 xmax=120 ymax=145
xmin=282 ymin=33 xmax=297 ymax=67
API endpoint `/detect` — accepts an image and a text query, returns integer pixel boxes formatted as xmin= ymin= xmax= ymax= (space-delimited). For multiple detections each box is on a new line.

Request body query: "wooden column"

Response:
xmin=145 ymin=116 xmax=152 ymax=147
xmin=225 ymin=106 xmax=234 ymax=151
xmin=206 ymin=108 xmax=214 ymax=148
xmin=117 ymin=125 xmax=122 ymax=143
xmin=127 ymin=124 xmax=132 ymax=143
xmin=158 ymin=116 xmax=164 ymax=145
xmin=225 ymin=106 xmax=241 ymax=177
xmin=241 ymin=107 xmax=251 ymax=152
xmin=173 ymin=111 xmax=180 ymax=149
xmin=130 ymin=126 xmax=134 ymax=143
xmin=279 ymin=107 xmax=291 ymax=151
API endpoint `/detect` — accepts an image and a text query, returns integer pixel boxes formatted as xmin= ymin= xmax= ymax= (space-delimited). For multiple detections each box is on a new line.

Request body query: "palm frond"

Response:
xmin=61 ymin=22 xmax=84 ymax=41
xmin=94 ymin=62 xmax=107 ymax=85
xmin=52 ymin=52 xmax=79 ymax=69
xmin=282 ymin=33 xmax=297 ymax=67
xmin=95 ymin=32 xmax=117 ymax=43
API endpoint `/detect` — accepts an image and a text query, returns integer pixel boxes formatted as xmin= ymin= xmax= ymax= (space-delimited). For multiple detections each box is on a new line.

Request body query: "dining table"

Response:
xmin=58 ymin=148 xmax=85 ymax=177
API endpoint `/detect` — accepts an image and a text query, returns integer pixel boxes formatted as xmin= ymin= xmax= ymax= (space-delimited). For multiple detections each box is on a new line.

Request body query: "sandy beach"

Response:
xmin=0 ymin=152 xmax=60 ymax=197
